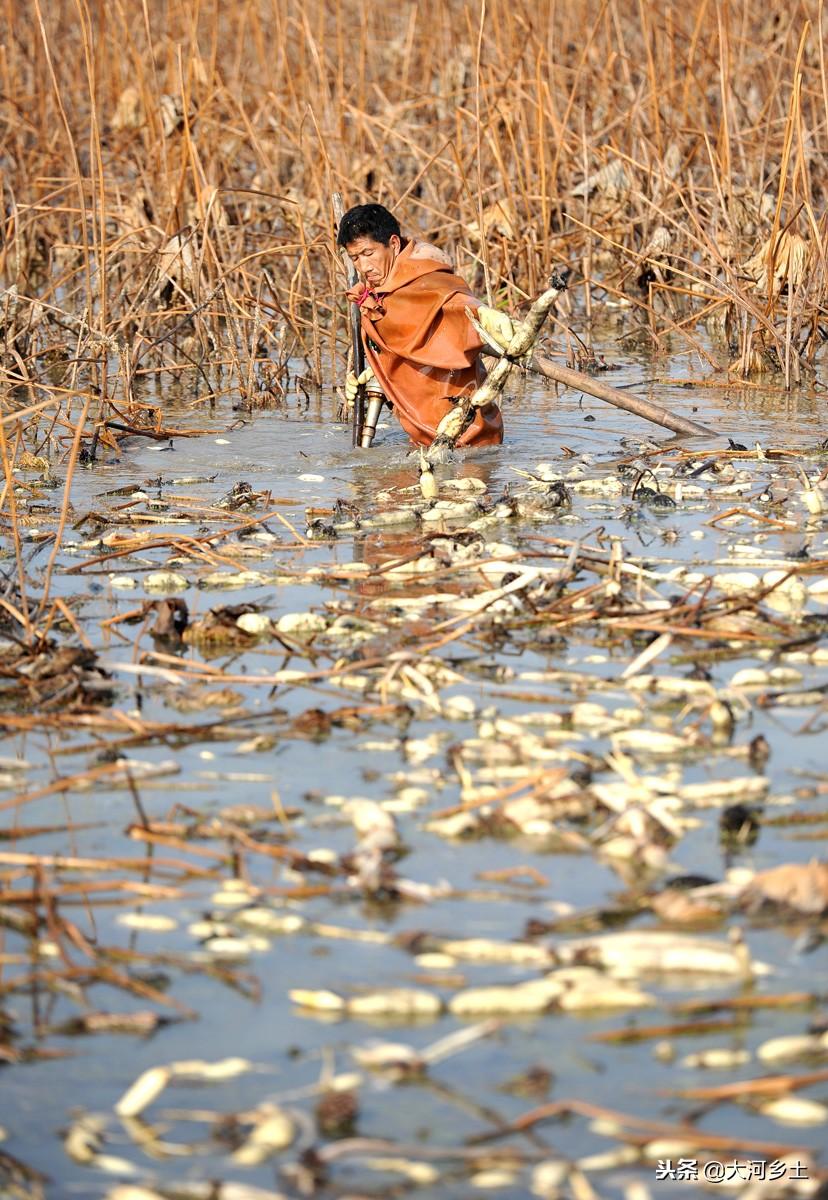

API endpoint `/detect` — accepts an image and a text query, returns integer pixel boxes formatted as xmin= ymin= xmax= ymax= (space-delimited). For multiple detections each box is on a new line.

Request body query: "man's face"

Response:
xmin=345 ymin=234 xmax=401 ymax=288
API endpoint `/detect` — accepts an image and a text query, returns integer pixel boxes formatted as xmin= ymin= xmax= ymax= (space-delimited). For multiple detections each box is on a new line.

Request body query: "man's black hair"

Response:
xmin=337 ymin=203 xmax=401 ymax=247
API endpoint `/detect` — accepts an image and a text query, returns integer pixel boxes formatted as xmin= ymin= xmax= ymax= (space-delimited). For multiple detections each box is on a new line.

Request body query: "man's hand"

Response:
xmin=345 ymin=366 xmax=375 ymax=403
xmin=476 ymin=305 xmax=517 ymax=351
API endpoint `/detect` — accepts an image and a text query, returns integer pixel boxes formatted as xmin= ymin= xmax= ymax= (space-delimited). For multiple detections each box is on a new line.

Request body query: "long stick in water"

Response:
xmin=332 ymin=193 xmax=365 ymax=446
xmin=468 ymin=273 xmax=716 ymax=439
xmin=525 ymin=353 xmax=715 ymax=438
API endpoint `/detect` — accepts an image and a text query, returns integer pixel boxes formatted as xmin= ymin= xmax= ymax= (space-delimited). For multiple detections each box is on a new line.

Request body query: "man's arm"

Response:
xmin=441 ymin=293 xmax=518 ymax=354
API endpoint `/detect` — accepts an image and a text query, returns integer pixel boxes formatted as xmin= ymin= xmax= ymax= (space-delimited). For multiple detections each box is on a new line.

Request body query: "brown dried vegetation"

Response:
xmin=3 ymin=0 xmax=828 ymax=438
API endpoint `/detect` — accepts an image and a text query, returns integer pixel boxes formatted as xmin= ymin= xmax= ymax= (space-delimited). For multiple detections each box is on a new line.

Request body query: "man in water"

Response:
xmin=339 ymin=203 xmax=516 ymax=448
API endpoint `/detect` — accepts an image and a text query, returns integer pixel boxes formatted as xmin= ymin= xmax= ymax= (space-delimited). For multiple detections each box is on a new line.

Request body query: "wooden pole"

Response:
xmin=527 ymin=353 xmax=716 ymax=438
xmin=332 ymin=193 xmax=365 ymax=446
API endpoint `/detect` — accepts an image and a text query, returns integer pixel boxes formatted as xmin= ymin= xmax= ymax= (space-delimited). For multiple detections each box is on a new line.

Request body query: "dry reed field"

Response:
xmin=3 ymin=0 xmax=828 ymax=439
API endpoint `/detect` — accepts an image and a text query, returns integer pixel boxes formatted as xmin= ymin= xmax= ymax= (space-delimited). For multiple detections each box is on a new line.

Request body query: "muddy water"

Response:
xmin=3 ymin=351 xmax=828 ymax=1199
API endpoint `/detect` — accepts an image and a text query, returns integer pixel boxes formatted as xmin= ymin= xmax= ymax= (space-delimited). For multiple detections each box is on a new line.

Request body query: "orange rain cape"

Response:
xmin=346 ymin=240 xmax=504 ymax=448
